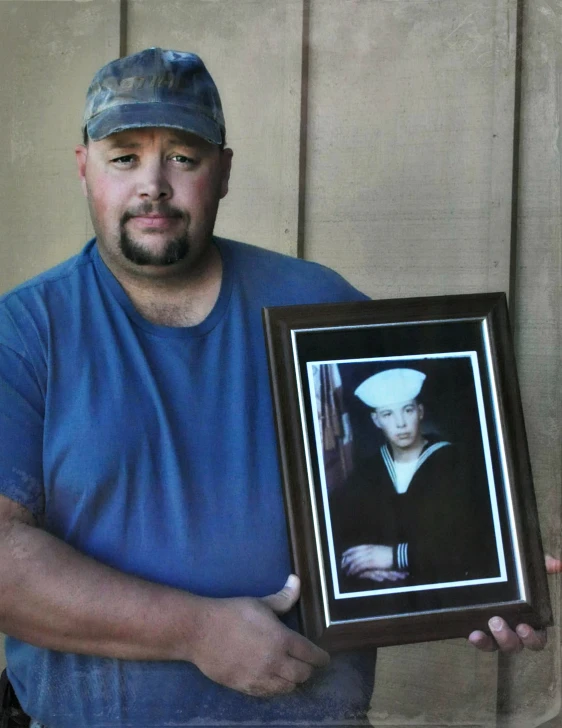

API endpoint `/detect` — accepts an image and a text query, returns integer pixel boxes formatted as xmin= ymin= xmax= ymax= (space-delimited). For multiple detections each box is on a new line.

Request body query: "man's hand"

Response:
xmin=0 ymin=496 xmax=323 ymax=686
xmin=341 ymin=544 xmax=394 ymax=576
xmin=545 ymin=554 xmax=562 ymax=573
xmin=468 ymin=553 xmax=562 ymax=653
xmin=190 ymin=574 xmax=330 ymax=697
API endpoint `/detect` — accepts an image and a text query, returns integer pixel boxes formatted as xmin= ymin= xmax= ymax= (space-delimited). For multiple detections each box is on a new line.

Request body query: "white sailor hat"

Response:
xmin=354 ymin=368 xmax=426 ymax=409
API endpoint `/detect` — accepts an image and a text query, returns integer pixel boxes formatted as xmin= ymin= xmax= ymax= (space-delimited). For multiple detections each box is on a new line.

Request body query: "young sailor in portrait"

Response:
xmin=329 ymin=368 xmax=499 ymax=594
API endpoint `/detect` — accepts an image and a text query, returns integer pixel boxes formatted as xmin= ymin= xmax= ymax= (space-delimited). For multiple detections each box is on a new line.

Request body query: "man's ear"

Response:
xmin=75 ymin=145 xmax=88 ymax=198
xmin=371 ymin=411 xmax=382 ymax=429
xmin=418 ymin=403 xmax=424 ymax=420
xmin=219 ymin=148 xmax=233 ymax=199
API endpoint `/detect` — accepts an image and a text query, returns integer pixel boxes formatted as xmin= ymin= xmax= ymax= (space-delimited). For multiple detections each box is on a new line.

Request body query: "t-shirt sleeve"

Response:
xmin=311 ymin=264 xmax=370 ymax=303
xmin=0 ymin=314 xmax=45 ymax=518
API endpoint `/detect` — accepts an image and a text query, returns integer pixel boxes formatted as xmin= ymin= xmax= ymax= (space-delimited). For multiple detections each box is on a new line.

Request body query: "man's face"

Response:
xmin=75 ymin=127 xmax=232 ymax=280
xmin=371 ymin=400 xmax=424 ymax=450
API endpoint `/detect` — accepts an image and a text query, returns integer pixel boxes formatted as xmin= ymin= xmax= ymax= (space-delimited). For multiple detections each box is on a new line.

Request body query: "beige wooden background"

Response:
xmin=0 ymin=0 xmax=560 ymax=725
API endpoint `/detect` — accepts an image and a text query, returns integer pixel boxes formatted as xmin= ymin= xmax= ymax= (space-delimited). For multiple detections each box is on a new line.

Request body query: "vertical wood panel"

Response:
xmin=497 ymin=0 xmax=562 ymax=723
xmin=127 ymin=0 xmax=304 ymax=257
xmin=304 ymin=0 xmax=517 ymax=301
xmin=303 ymin=0 xmax=517 ymax=724
xmin=369 ymin=640 xmax=498 ymax=727
xmin=0 ymin=0 xmax=121 ymax=293
xmin=0 ymin=0 xmax=122 ymax=668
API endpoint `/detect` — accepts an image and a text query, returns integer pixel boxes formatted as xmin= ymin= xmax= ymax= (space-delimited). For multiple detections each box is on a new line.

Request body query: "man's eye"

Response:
xmin=171 ymin=155 xmax=199 ymax=166
xmin=111 ymin=155 xmax=135 ymax=165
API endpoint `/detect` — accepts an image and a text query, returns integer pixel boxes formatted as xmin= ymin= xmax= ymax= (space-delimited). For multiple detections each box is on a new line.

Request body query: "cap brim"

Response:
xmin=86 ymin=102 xmax=223 ymax=145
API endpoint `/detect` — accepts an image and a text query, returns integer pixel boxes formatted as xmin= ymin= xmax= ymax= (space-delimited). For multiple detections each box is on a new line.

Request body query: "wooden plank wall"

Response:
xmin=126 ymin=0 xmax=304 ymax=257
xmin=496 ymin=0 xmax=562 ymax=725
xmin=304 ymin=2 xmax=509 ymax=724
xmin=304 ymin=0 xmax=515 ymax=299
xmin=0 ymin=0 xmax=119 ymax=293
xmin=0 ymin=1 xmax=560 ymax=725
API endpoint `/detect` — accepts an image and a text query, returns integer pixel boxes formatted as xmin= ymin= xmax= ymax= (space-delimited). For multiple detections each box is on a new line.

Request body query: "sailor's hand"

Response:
xmin=468 ymin=554 xmax=561 ymax=653
xmin=191 ymin=575 xmax=330 ymax=696
xmin=357 ymin=568 xmax=409 ymax=583
xmin=341 ymin=544 xmax=393 ymax=576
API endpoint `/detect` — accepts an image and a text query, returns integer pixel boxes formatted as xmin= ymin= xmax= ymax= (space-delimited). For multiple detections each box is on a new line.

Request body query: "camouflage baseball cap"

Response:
xmin=82 ymin=48 xmax=225 ymax=144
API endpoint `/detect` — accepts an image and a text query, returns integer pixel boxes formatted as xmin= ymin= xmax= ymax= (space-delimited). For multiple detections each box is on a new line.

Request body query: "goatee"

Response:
xmin=119 ymin=231 xmax=190 ymax=266
xmin=118 ymin=203 xmax=190 ymax=266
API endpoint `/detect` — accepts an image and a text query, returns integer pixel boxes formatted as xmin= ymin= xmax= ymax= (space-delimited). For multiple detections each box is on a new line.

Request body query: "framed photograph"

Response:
xmin=263 ymin=293 xmax=552 ymax=651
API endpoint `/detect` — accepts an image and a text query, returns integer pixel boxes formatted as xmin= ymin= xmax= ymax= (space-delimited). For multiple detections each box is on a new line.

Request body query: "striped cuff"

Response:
xmin=395 ymin=542 xmax=408 ymax=569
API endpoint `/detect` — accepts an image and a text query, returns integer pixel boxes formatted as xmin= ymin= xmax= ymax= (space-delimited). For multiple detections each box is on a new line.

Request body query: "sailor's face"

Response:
xmin=372 ymin=400 xmax=424 ymax=450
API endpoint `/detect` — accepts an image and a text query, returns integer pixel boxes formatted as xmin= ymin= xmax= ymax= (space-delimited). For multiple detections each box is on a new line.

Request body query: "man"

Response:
xmin=331 ymin=367 xmax=498 ymax=593
xmin=0 ymin=48 xmax=551 ymax=728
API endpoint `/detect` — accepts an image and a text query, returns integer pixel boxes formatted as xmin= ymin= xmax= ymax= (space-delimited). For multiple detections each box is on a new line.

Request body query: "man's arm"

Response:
xmin=0 ymin=494 xmax=329 ymax=697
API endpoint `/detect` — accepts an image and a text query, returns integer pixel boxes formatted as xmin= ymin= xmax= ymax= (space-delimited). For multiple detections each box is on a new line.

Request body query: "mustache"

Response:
xmin=121 ymin=204 xmax=187 ymax=224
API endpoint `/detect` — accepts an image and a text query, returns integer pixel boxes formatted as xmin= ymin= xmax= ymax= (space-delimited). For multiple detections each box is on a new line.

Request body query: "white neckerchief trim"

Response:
xmin=381 ymin=441 xmax=451 ymax=494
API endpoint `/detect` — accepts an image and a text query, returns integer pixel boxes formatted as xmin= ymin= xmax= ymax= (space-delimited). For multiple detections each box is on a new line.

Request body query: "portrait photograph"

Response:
xmin=309 ymin=354 xmax=505 ymax=602
xmin=263 ymin=294 xmax=552 ymax=650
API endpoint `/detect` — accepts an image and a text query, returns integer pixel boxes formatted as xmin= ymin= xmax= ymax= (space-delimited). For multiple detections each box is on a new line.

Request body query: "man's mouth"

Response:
xmin=129 ymin=214 xmax=179 ymax=229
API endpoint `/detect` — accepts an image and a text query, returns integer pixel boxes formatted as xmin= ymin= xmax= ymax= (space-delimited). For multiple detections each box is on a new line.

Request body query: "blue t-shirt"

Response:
xmin=0 ymin=238 xmax=375 ymax=727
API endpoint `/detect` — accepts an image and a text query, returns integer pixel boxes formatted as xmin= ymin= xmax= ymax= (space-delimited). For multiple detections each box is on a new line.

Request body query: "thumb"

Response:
xmin=545 ymin=553 xmax=562 ymax=574
xmin=261 ymin=574 xmax=301 ymax=615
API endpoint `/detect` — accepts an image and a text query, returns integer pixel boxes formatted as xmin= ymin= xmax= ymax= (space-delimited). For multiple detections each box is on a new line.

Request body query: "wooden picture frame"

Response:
xmin=263 ymin=293 xmax=552 ymax=651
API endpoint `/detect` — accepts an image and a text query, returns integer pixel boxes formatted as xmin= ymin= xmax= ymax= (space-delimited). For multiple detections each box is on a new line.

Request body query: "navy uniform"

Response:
xmin=330 ymin=368 xmax=499 ymax=594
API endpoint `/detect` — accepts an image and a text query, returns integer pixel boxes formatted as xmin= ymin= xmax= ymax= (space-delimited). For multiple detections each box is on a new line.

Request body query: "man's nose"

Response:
xmin=395 ymin=414 xmax=406 ymax=428
xmin=137 ymin=162 xmax=172 ymax=200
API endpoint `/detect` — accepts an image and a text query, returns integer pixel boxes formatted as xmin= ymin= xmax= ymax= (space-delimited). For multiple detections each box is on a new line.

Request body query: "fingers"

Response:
xmin=240 ymin=673 xmax=299 ymax=698
xmin=344 ymin=553 xmax=375 ymax=576
xmin=263 ymin=632 xmax=328 ymax=697
xmin=234 ymin=625 xmax=329 ymax=697
xmin=359 ymin=569 xmax=388 ymax=582
xmin=468 ymin=630 xmax=498 ymax=652
xmin=515 ymin=624 xmax=547 ymax=651
xmin=260 ymin=575 xmax=329 ymax=669
xmin=262 ymin=574 xmax=300 ymax=615
xmin=341 ymin=546 xmax=377 ymax=575
xmin=344 ymin=554 xmax=390 ymax=576
xmin=469 ymin=552 xmax=559 ymax=655
xmin=341 ymin=544 xmax=393 ymax=572
xmin=342 ymin=545 xmax=378 ymax=564
xmin=490 ymin=617 xmax=547 ymax=652
xmin=545 ymin=553 xmax=562 ymax=574
xmin=342 ymin=545 xmax=372 ymax=557
xmin=358 ymin=569 xmax=408 ymax=582
xmin=468 ymin=618 xmax=548 ymax=653
xmin=275 ymin=654 xmax=315 ymax=686
xmin=487 ymin=617 xmax=524 ymax=653
xmin=377 ymin=569 xmax=408 ymax=582
xmin=287 ymin=632 xmax=330 ymax=668
xmin=197 ymin=591 xmax=329 ymax=699
xmin=247 ymin=654 xmax=320 ymax=697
